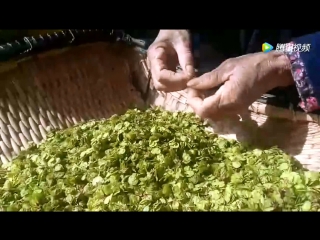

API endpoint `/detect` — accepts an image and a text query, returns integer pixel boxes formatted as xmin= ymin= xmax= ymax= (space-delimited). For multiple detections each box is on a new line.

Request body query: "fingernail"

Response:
xmin=186 ymin=65 xmax=194 ymax=76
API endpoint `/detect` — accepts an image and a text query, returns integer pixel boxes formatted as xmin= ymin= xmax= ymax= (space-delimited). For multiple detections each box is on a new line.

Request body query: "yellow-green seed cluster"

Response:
xmin=0 ymin=108 xmax=319 ymax=211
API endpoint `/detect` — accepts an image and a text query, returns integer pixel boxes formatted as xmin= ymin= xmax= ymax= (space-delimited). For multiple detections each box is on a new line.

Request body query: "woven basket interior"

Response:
xmin=0 ymin=42 xmax=146 ymax=164
xmin=1 ymin=41 xmax=320 ymax=171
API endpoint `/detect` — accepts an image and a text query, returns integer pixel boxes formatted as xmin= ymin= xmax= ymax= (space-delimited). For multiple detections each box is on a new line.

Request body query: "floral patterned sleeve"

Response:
xmin=284 ymin=32 xmax=320 ymax=112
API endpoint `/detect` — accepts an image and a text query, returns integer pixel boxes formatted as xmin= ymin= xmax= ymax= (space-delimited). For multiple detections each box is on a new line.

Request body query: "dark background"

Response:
xmin=1 ymin=29 xmax=318 ymax=58
xmin=125 ymin=29 xmax=319 ymax=57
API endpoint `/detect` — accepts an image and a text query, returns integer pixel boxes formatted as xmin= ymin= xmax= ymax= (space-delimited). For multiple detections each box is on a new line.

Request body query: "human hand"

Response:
xmin=147 ymin=30 xmax=194 ymax=92
xmin=187 ymin=51 xmax=294 ymax=120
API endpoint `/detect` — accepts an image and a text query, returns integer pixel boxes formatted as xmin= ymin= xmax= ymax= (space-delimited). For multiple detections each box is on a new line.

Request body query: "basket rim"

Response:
xmin=0 ymin=29 xmax=148 ymax=64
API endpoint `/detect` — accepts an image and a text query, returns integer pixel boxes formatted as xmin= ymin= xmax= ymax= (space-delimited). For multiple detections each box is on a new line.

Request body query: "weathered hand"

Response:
xmin=187 ymin=51 xmax=294 ymax=120
xmin=147 ymin=30 xmax=194 ymax=92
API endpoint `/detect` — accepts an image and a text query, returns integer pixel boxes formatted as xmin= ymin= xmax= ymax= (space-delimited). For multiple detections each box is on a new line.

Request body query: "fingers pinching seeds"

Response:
xmin=148 ymin=44 xmax=191 ymax=92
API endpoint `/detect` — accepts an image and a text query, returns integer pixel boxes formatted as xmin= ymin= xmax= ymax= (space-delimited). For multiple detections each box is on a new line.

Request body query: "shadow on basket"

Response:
xmin=0 ymin=29 xmax=319 ymax=172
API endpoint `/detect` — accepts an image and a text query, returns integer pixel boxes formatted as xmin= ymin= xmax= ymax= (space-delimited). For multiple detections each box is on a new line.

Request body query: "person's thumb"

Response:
xmin=174 ymin=42 xmax=194 ymax=77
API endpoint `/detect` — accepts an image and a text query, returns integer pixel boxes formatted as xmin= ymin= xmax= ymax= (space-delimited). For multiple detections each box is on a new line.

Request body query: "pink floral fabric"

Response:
xmin=285 ymin=43 xmax=320 ymax=112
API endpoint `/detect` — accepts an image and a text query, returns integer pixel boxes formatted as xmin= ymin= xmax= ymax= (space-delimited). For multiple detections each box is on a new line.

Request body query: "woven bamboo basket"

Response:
xmin=0 ymin=30 xmax=320 ymax=171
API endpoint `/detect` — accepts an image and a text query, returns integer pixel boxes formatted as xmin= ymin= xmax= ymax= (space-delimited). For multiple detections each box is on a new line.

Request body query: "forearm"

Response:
xmin=259 ymin=32 xmax=320 ymax=112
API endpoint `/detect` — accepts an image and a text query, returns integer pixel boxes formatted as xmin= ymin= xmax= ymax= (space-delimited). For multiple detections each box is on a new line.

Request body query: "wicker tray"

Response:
xmin=0 ymin=30 xmax=320 ymax=171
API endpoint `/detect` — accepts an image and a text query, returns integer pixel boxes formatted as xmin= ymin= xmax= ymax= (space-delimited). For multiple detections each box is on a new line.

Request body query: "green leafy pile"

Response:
xmin=1 ymin=108 xmax=320 ymax=211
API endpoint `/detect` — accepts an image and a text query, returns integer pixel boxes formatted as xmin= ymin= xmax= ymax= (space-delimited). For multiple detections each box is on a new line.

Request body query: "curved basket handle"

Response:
xmin=0 ymin=29 xmax=149 ymax=62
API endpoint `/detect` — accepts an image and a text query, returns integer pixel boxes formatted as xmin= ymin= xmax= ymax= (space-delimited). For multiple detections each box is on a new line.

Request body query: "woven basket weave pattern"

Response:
xmin=1 ymin=40 xmax=320 ymax=172
xmin=0 ymin=43 xmax=145 ymax=164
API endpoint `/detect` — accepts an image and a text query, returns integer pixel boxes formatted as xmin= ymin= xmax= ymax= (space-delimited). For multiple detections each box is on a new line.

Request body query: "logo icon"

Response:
xmin=262 ymin=42 xmax=274 ymax=53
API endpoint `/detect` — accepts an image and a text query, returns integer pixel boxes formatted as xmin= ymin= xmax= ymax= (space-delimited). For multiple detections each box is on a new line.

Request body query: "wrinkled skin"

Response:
xmin=187 ymin=51 xmax=294 ymax=120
